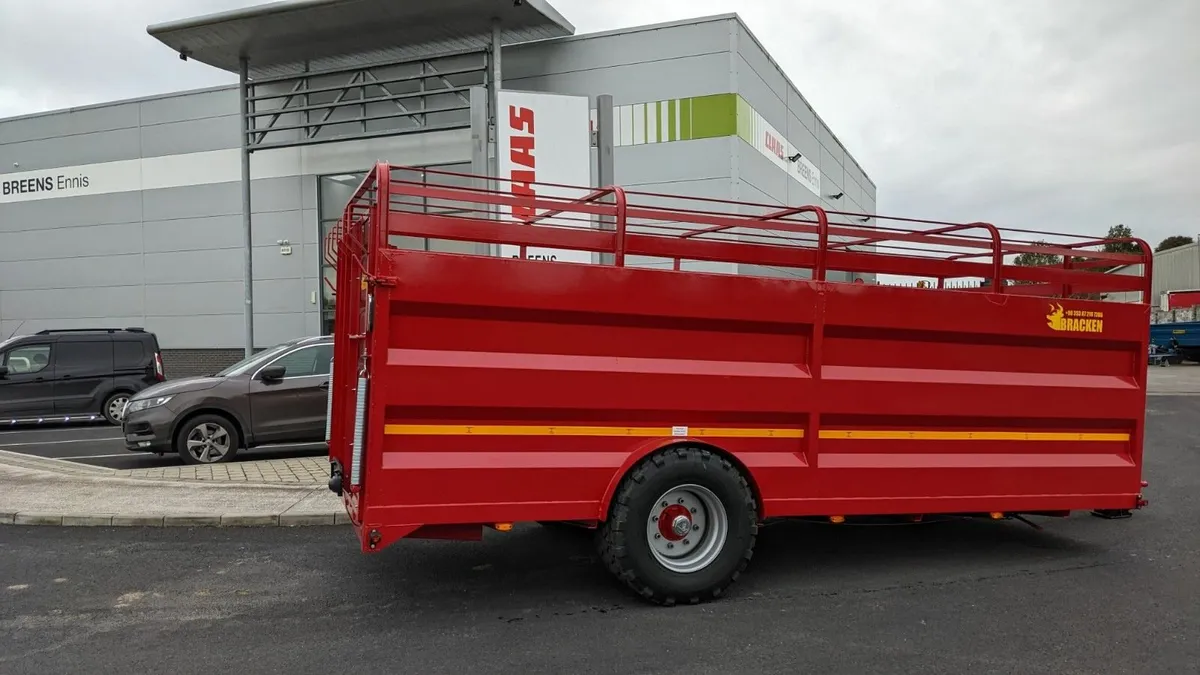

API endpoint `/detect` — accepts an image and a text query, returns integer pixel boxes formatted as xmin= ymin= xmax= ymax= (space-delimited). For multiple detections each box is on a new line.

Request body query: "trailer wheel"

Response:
xmin=597 ymin=445 xmax=758 ymax=605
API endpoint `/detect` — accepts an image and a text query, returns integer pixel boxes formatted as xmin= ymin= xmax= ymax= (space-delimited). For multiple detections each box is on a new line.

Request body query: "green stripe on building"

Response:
xmin=686 ymin=93 xmax=738 ymax=140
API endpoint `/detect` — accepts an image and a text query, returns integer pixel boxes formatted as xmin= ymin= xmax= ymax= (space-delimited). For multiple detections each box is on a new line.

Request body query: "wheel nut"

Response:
xmin=654 ymin=533 xmax=661 ymax=539
xmin=691 ymin=507 xmax=698 ymax=513
xmin=667 ymin=543 xmax=674 ymax=549
xmin=683 ymin=539 xmax=690 ymax=545
xmin=661 ymin=501 xmax=669 ymax=508
xmin=652 ymin=515 xmax=658 ymax=522
xmin=677 ymin=498 xmax=685 ymax=504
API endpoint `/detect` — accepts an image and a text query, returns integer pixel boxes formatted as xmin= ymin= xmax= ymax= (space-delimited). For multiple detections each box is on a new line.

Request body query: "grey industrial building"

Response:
xmin=0 ymin=1 xmax=877 ymax=377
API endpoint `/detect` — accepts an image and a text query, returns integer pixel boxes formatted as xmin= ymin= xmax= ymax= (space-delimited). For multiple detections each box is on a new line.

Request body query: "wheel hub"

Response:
xmin=645 ymin=484 xmax=728 ymax=574
xmin=657 ymin=505 xmax=692 ymax=541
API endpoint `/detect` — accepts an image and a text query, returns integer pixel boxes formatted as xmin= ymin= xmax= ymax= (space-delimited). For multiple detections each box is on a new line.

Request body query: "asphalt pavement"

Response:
xmin=0 ymin=423 xmax=325 ymax=469
xmin=2 ymin=395 xmax=1198 ymax=675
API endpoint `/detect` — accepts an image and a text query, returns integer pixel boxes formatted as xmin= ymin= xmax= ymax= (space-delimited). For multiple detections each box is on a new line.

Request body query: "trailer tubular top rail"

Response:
xmin=327 ymin=163 xmax=1153 ymax=303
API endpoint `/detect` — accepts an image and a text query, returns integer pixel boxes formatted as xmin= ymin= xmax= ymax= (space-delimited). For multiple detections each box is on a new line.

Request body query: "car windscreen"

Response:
xmin=215 ymin=342 xmax=296 ymax=377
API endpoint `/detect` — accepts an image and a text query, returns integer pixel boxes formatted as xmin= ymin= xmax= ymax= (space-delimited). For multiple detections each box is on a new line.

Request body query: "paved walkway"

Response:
xmin=1146 ymin=363 xmax=1200 ymax=395
xmin=0 ymin=451 xmax=344 ymax=528
xmin=117 ymin=456 xmax=328 ymax=483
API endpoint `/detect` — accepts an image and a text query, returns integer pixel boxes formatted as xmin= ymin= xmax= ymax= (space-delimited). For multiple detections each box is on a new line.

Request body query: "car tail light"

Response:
xmin=154 ymin=352 xmax=165 ymax=381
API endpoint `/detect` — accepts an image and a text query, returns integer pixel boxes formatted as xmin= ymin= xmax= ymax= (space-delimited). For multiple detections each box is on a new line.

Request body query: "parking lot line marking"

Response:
xmin=59 ymin=453 xmax=135 ymax=460
xmin=0 ymin=437 xmax=123 ymax=448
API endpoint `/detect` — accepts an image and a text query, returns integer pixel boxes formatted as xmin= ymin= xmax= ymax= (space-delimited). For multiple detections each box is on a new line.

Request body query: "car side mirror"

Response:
xmin=0 ymin=365 xmax=7 ymax=378
xmin=259 ymin=365 xmax=286 ymax=382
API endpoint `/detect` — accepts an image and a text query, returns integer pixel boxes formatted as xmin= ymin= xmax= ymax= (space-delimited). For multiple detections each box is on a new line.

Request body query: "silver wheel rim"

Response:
xmin=186 ymin=423 xmax=231 ymax=463
xmin=107 ymin=396 xmax=130 ymax=422
xmin=645 ymin=484 xmax=728 ymax=574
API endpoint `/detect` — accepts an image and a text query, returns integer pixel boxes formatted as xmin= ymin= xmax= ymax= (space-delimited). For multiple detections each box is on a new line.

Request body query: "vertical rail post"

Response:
xmin=487 ymin=19 xmax=503 ymax=208
xmin=468 ymin=86 xmax=493 ymax=256
xmin=595 ymin=93 xmax=616 ymax=265
xmin=612 ymin=187 xmax=628 ymax=267
xmin=238 ymin=57 xmax=256 ymax=358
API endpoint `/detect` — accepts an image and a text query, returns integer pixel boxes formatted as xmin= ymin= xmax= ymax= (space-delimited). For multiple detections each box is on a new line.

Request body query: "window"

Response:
xmin=263 ymin=344 xmax=332 ymax=379
xmin=3 ymin=344 xmax=51 ymax=374
xmin=114 ymin=341 xmax=146 ymax=369
xmin=56 ymin=341 xmax=113 ymax=371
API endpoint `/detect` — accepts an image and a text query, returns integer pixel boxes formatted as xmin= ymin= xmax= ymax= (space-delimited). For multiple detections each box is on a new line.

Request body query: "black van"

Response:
xmin=0 ymin=328 xmax=166 ymax=426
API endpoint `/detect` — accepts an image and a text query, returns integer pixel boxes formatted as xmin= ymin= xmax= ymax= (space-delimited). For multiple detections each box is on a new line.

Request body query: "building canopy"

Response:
xmin=147 ymin=0 xmax=576 ymax=77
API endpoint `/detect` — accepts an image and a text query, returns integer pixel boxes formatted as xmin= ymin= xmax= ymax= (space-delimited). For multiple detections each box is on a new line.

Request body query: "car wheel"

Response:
xmin=176 ymin=415 xmax=240 ymax=465
xmin=597 ymin=445 xmax=758 ymax=606
xmin=102 ymin=392 xmax=132 ymax=426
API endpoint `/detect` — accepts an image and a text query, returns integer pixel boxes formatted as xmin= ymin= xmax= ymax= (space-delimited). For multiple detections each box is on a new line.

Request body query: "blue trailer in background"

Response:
xmin=1150 ymin=322 xmax=1200 ymax=363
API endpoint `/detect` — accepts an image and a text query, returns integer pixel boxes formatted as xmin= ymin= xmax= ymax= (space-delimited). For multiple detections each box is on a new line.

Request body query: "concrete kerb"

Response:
xmin=6 ymin=511 xmax=353 ymax=528
xmin=0 ymin=451 xmax=348 ymax=528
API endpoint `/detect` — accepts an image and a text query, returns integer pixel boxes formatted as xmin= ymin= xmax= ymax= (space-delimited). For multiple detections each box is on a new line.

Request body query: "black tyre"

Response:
xmin=597 ymin=445 xmax=758 ymax=605
xmin=101 ymin=391 xmax=132 ymax=426
xmin=176 ymin=414 xmax=240 ymax=465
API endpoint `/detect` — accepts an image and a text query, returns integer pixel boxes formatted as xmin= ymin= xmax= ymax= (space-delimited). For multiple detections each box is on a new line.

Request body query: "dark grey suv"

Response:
xmin=122 ymin=335 xmax=333 ymax=464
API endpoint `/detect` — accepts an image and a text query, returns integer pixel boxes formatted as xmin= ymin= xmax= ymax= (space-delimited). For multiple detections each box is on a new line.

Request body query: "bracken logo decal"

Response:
xmin=1046 ymin=303 xmax=1104 ymax=333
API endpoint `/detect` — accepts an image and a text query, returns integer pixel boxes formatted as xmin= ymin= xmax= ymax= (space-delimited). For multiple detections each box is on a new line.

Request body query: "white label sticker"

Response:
xmin=671 ymin=426 xmax=689 ymax=437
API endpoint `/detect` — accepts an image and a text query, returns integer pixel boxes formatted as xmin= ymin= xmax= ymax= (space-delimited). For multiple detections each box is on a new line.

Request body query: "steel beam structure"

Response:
xmin=244 ymin=50 xmax=488 ymax=151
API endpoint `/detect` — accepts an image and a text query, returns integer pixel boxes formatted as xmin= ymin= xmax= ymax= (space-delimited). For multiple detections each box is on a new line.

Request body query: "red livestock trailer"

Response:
xmin=324 ymin=163 xmax=1153 ymax=605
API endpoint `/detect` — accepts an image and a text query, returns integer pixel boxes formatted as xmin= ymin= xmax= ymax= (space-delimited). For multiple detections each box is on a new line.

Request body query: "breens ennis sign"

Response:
xmin=496 ymin=90 xmax=593 ymax=264
xmin=1 ymin=172 xmax=90 ymax=198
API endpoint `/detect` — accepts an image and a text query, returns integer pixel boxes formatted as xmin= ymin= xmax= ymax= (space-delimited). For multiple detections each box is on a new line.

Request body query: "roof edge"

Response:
xmin=146 ymin=0 xmax=346 ymax=39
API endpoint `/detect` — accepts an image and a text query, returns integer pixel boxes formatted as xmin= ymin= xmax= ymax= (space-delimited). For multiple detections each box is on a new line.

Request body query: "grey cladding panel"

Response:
xmin=786 ymin=91 xmax=816 ymax=133
xmin=734 ymin=25 xmax=789 ymax=105
xmin=0 ymin=253 xmax=143 ymax=291
xmin=301 ymin=209 xmax=319 ymax=245
xmin=0 ymin=191 xmax=141 ymax=231
xmin=252 ymin=243 xmax=309 ymax=281
xmin=144 ymin=249 xmax=243 ymax=285
xmin=613 ymin=137 xmax=732 ymax=185
xmin=788 ymin=122 xmax=821 ymax=166
xmin=505 ymin=52 xmax=734 ymax=105
xmin=0 ymin=127 xmax=142 ymax=172
xmin=505 ymin=18 xmax=733 ymax=79
xmin=254 ymin=312 xmax=309 ymax=349
xmin=145 ymin=281 xmax=241 ymax=317
xmin=0 ymin=286 xmax=145 ymax=321
xmin=140 ymin=115 xmax=241 ymax=157
xmin=818 ymin=121 xmax=845 ymax=166
xmin=820 ymin=145 xmax=843 ymax=177
xmin=0 ymin=102 xmax=139 ymax=145
xmin=254 ymin=279 xmax=309 ymax=314
xmin=733 ymin=54 xmax=786 ymax=133
xmin=250 ymin=210 xmax=306 ymax=248
xmin=2 ymin=317 xmax=147 ymax=340
xmin=143 ymin=215 xmax=242 ymax=253
xmin=142 ymin=182 xmax=240 ymax=221
xmin=251 ymin=177 xmax=305 ymax=214
xmin=138 ymin=87 xmax=239 ymax=126
xmin=0 ymin=221 xmax=142 ymax=262
xmin=148 ymin=314 xmax=245 ymax=350
xmin=734 ymin=143 xmax=788 ymax=205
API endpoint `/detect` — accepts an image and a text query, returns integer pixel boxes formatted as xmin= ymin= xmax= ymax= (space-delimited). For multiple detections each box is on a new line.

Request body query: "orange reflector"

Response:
xmin=989 ymin=512 xmax=1005 ymax=520
xmin=494 ymin=523 xmax=513 ymax=532
xmin=830 ymin=515 xmax=845 ymax=524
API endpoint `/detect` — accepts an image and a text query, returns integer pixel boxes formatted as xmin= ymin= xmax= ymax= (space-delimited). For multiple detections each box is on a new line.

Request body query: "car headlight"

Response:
xmin=126 ymin=395 xmax=173 ymax=414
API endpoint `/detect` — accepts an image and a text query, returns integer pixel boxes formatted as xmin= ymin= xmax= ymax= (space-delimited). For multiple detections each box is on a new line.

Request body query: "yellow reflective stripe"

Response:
xmin=382 ymin=425 xmax=1127 ymax=442
xmin=383 ymin=425 xmax=803 ymax=438
xmin=818 ymin=430 xmax=1130 ymax=442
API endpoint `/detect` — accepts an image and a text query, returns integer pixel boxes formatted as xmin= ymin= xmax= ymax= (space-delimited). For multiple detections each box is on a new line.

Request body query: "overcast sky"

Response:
xmin=1 ymin=0 xmax=1197 ymax=246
